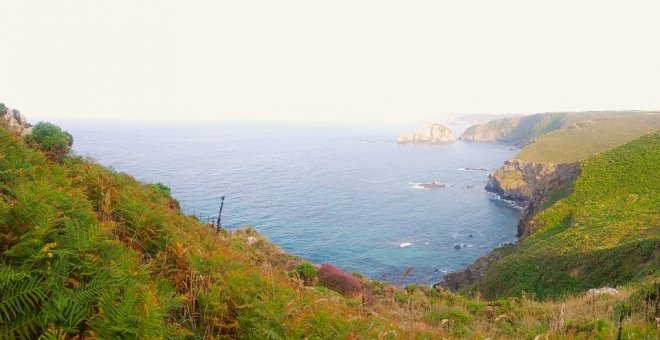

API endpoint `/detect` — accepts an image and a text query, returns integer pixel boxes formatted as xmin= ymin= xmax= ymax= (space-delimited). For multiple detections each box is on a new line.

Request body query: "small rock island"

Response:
xmin=397 ymin=123 xmax=455 ymax=143
xmin=418 ymin=181 xmax=446 ymax=189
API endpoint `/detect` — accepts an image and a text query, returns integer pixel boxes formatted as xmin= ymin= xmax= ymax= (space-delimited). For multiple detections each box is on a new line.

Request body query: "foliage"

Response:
xmin=470 ymin=133 xmax=660 ymax=299
xmin=147 ymin=182 xmax=180 ymax=209
xmin=517 ymin=113 xmax=660 ymax=162
xmin=24 ymin=122 xmax=73 ymax=161
xmin=294 ymin=262 xmax=317 ymax=285
xmin=0 ymin=121 xmax=658 ymax=338
xmin=317 ymin=264 xmax=364 ymax=296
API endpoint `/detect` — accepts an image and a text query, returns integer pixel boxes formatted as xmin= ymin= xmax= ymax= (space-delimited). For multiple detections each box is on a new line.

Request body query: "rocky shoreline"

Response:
xmin=436 ymin=158 xmax=580 ymax=291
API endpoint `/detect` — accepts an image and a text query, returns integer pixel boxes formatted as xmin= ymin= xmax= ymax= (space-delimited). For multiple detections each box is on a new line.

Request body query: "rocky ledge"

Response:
xmin=1 ymin=104 xmax=33 ymax=136
xmin=397 ymin=123 xmax=455 ymax=143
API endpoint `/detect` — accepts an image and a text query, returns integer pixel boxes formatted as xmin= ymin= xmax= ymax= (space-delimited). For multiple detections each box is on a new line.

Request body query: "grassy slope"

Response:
xmin=517 ymin=113 xmax=660 ymax=163
xmin=460 ymin=111 xmax=658 ymax=148
xmin=469 ymin=133 xmax=660 ymax=300
xmin=0 ymin=124 xmax=658 ymax=339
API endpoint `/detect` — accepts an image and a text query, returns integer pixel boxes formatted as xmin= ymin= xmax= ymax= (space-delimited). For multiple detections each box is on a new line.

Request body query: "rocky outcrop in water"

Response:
xmin=0 ymin=104 xmax=33 ymax=136
xmin=397 ymin=123 xmax=455 ymax=143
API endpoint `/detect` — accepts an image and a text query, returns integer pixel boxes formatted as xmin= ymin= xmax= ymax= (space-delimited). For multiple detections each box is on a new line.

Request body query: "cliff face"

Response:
xmin=485 ymin=159 xmax=580 ymax=236
xmin=459 ymin=113 xmax=564 ymax=146
xmin=437 ymin=159 xmax=580 ymax=291
xmin=397 ymin=123 xmax=455 ymax=143
xmin=459 ymin=116 xmax=523 ymax=142
xmin=0 ymin=105 xmax=33 ymax=136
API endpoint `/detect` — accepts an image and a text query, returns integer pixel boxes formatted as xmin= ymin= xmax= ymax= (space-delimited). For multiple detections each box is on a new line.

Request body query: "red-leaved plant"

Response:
xmin=317 ymin=264 xmax=364 ymax=296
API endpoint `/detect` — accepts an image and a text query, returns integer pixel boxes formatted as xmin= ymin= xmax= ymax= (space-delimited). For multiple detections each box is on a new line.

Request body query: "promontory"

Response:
xmin=397 ymin=123 xmax=455 ymax=143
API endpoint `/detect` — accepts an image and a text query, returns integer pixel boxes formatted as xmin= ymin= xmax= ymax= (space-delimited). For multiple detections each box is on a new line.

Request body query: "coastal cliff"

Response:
xmin=2 ymin=103 xmax=658 ymax=337
xmin=397 ymin=123 xmax=455 ymax=143
xmin=439 ymin=112 xmax=660 ymax=293
xmin=458 ymin=111 xmax=658 ymax=147
xmin=458 ymin=113 xmax=563 ymax=145
xmin=0 ymin=104 xmax=33 ymax=136
xmin=486 ymin=159 xmax=580 ymax=237
xmin=438 ymin=160 xmax=579 ymax=290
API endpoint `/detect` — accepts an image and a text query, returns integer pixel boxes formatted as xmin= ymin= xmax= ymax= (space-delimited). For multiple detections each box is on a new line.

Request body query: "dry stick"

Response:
xmin=617 ymin=312 xmax=624 ymax=340
xmin=398 ymin=267 xmax=413 ymax=286
xmin=592 ymin=289 xmax=596 ymax=339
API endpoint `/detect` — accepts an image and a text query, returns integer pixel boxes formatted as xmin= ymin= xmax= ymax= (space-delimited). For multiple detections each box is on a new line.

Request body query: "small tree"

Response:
xmin=294 ymin=262 xmax=317 ymax=285
xmin=25 ymin=122 xmax=73 ymax=161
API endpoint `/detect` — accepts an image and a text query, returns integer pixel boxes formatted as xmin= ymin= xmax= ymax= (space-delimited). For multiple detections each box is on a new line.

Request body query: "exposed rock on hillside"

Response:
xmin=485 ymin=159 xmax=580 ymax=237
xmin=397 ymin=123 xmax=455 ymax=143
xmin=438 ymin=160 xmax=580 ymax=291
xmin=459 ymin=113 xmax=563 ymax=146
xmin=459 ymin=111 xmax=658 ymax=147
xmin=437 ymin=251 xmax=506 ymax=291
xmin=0 ymin=104 xmax=33 ymax=136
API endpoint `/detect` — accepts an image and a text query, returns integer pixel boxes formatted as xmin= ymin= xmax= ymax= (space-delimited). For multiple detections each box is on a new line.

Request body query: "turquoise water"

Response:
xmin=64 ymin=121 xmax=519 ymax=285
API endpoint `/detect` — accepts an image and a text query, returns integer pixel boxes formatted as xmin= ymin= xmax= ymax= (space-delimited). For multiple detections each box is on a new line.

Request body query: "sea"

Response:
xmin=58 ymin=120 xmax=520 ymax=285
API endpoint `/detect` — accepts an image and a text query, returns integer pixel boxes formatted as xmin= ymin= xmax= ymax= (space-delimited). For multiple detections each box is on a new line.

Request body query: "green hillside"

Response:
xmin=468 ymin=133 xmax=660 ymax=299
xmin=517 ymin=113 xmax=660 ymax=163
xmin=0 ymin=118 xmax=658 ymax=339
xmin=459 ymin=111 xmax=658 ymax=147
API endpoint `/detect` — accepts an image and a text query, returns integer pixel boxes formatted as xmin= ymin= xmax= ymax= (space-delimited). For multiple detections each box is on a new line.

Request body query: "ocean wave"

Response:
xmin=458 ymin=167 xmax=489 ymax=172
xmin=408 ymin=182 xmax=426 ymax=189
xmin=487 ymin=192 xmax=524 ymax=209
xmin=408 ymin=181 xmax=446 ymax=189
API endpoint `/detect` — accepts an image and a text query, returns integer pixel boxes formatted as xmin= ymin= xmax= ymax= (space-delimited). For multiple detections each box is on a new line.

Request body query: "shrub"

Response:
xmin=24 ymin=122 xmax=73 ymax=161
xmin=317 ymin=264 xmax=363 ymax=296
xmin=294 ymin=262 xmax=317 ymax=285
xmin=148 ymin=182 xmax=180 ymax=209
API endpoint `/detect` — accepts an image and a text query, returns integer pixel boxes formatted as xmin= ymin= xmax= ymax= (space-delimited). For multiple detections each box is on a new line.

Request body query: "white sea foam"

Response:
xmin=487 ymin=192 xmax=523 ymax=209
xmin=399 ymin=242 xmax=413 ymax=248
xmin=458 ymin=167 xmax=489 ymax=172
xmin=408 ymin=181 xmax=426 ymax=189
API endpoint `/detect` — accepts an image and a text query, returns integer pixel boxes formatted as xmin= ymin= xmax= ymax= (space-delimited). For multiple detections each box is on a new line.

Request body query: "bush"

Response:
xmin=148 ymin=182 xmax=180 ymax=209
xmin=317 ymin=264 xmax=363 ymax=296
xmin=294 ymin=262 xmax=317 ymax=285
xmin=24 ymin=122 xmax=73 ymax=161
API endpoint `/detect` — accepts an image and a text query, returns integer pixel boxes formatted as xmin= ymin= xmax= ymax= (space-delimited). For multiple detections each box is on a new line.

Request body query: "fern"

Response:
xmin=0 ymin=274 xmax=46 ymax=322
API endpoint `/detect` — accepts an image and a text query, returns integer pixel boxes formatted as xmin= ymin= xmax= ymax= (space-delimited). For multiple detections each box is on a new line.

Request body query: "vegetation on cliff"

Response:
xmin=516 ymin=113 xmax=660 ymax=163
xmin=0 ymin=118 xmax=657 ymax=338
xmin=466 ymin=133 xmax=660 ymax=300
xmin=459 ymin=111 xmax=658 ymax=148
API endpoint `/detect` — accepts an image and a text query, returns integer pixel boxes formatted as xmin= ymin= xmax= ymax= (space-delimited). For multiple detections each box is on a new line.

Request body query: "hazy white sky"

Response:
xmin=1 ymin=1 xmax=659 ymax=123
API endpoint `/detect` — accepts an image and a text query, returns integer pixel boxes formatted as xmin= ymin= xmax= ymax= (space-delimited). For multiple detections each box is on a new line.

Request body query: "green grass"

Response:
xmin=468 ymin=133 xmax=660 ymax=300
xmin=1 ymin=120 xmax=658 ymax=338
xmin=517 ymin=113 xmax=660 ymax=163
xmin=460 ymin=110 xmax=659 ymax=149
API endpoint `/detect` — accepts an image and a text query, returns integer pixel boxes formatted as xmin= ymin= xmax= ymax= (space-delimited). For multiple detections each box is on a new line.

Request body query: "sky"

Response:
xmin=1 ymin=0 xmax=660 ymax=124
